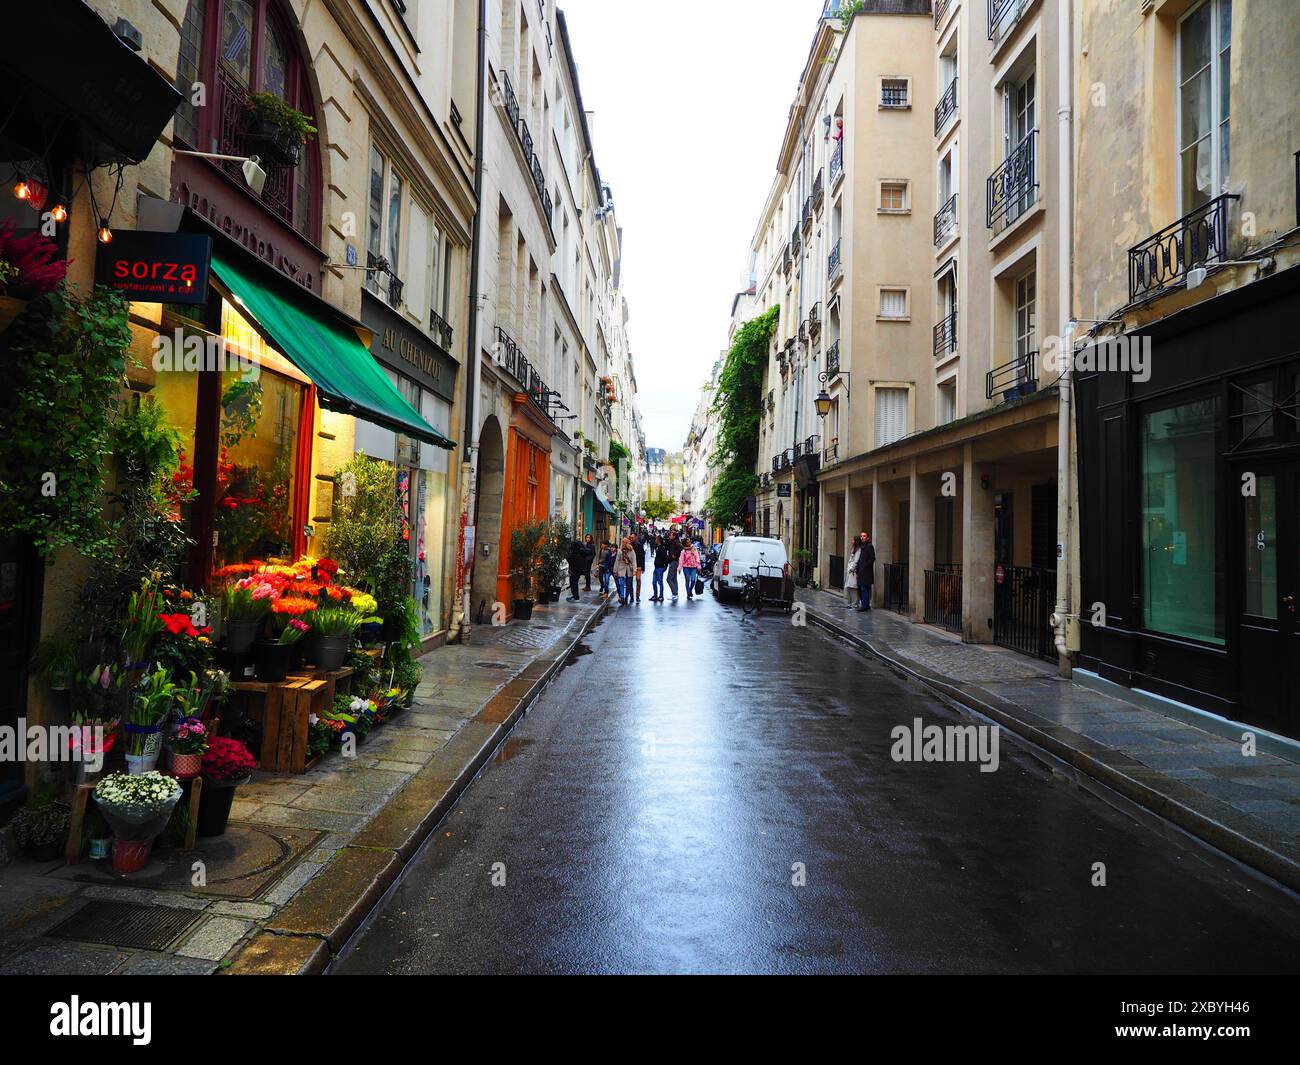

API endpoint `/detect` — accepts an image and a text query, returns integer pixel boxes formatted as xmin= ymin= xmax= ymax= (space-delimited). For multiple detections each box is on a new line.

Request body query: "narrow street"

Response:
xmin=334 ymin=593 xmax=1300 ymax=975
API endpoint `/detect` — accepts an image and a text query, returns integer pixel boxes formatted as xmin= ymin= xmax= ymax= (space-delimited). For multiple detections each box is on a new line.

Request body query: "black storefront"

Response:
xmin=1075 ymin=265 xmax=1300 ymax=741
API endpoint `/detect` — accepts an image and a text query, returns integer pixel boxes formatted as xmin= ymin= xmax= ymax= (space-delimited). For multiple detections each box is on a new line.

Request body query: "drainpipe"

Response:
xmin=455 ymin=0 xmax=489 ymax=644
xmin=1053 ymin=0 xmax=1074 ymax=668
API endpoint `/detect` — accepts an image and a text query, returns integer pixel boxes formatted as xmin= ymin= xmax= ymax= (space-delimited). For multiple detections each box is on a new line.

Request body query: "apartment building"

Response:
xmin=465 ymin=1 xmax=642 ymax=623
xmin=1071 ymin=0 xmax=1300 ymax=740
xmin=683 ymin=357 xmax=723 ymax=540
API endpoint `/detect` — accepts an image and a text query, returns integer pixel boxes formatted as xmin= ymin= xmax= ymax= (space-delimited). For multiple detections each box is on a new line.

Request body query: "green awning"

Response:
xmin=210 ymin=253 xmax=455 ymax=449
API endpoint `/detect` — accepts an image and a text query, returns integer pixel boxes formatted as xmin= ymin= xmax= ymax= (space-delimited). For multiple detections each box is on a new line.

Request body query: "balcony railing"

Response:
xmin=989 ymin=0 xmax=1028 ymax=42
xmin=987 ymin=130 xmax=1038 ymax=233
xmin=825 ymin=339 xmax=841 ymax=377
xmin=802 ymin=195 xmax=813 ymax=231
xmin=830 ymin=138 xmax=844 ymax=185
xmin=501 ymin=72 xmax=553 ymax=227
xmin=808 ymin=301 xmax=822 ymax=338
xmin=934 ymin=0 xmax=952 ymax=27
xmin=496 ymin=325 xmax=556 ymax=419
xmin=934 ymin=193 xmax=958 ymax=246
xmin=367 ymin=252 xmax=403 ymax=308
xmin=782 ymin=246 xmax=792 ymax=274
xmin=429 ymin=309 xmax=453 ymax=352
xmin=828 ymin=239 xmax=842 ymax=283
xmin=986 ymin=350 xmax=1039 ymax=401
xmin=934 ymin=77 xmax=958 ymax=135
xmin=812 ymin=168 xmax=824 ymax=210
xmin=933 ymin=311 xmax=957 ymax=358
xmin=1127 ymin=193 xmax=1239 ymax=302
xmin=791 ymin=224 xmax=802 ymax=257
xmin=214 ymin=65 xmax=303 ymax=235
xmin=772 ymin=456 xmax=781 ymax=474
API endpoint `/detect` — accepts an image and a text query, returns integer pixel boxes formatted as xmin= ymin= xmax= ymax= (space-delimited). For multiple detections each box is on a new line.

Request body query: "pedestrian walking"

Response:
xmin=650 ymin=535 xmax=669 ymax=601
xmin=632 ymin=533 xmax=646 ymax=602
xmin=666 ymin=530 xmax=683 ymax=600
xmin=599 ymin=541 xmax=615 ymax=597
xmin=581 ymin=534 xmax=596 ymax=592
xmin=613 ymin=537 xmax=638 ymax=605
xmin=680 ymin=541 xmax=701 ymax=601
xmin=843 ymin=534 xmax=858 ymax=609
xmin=566 ymin=534 xmax=587 ymax=601
xmin=849 ymin=532 xmax=875 ymax=611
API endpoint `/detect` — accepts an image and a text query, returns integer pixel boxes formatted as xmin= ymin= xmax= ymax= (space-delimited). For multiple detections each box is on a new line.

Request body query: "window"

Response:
xmin=879 ymin=287 xmax=909 ymax=320
xmin=1141 ymin=397 xmax=1223 ymax=644
xmin=938 ymin=378 xmax=957 ymax=425
xmin=1014 ymin=270 xmax=1036 ymax=356
xmin=1178 ymin=0 xmax=1232 ymax=212
xmin=880 ymin=181 xmax=909 ymax=212
xmin=881 ymin=78 xmax=910 ymax=109
xmin=875 ymin=387 xmax=908 ymax=448
xmin=366 ymin=145 xmax=405 ymax=307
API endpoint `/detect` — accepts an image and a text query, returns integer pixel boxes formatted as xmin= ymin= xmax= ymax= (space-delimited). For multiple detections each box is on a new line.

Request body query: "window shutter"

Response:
xmin=880 ymin=288 xmax=907 ymax=318
xmin=875 ymin=388 xmax=908 ymax=448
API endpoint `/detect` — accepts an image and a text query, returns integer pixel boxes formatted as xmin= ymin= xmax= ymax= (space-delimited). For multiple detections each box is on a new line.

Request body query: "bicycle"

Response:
xmin=740 ymin=572 xmax=763 ymax=616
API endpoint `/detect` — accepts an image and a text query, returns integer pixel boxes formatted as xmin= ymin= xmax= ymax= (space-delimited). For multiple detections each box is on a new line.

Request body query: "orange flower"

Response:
xmin=272 ymin=597 xmax=319 ymax=616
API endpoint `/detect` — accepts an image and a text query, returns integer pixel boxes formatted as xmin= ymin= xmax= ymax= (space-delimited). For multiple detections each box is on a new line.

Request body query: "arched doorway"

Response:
xmin=472 ymin=415 xmax=505 ymax=623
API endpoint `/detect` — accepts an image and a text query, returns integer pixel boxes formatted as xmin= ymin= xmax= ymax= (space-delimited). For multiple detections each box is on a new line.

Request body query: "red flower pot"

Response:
xmin=170 ymin=751 xmax=203 ymax=778
xmin=111 ymin=838 xmax=153 ymax=874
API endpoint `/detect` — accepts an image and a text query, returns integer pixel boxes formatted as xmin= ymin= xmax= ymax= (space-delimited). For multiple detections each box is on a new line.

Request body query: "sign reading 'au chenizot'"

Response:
xmin=361 ymin=290 xmax=457 ymax=402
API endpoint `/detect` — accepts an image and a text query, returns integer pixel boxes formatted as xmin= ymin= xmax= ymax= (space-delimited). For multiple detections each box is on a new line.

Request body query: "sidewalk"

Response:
xmin=798 ymin=587 xmax=1300 ymax=892
xmin=0 ymin=595 xmax=606 ymax=976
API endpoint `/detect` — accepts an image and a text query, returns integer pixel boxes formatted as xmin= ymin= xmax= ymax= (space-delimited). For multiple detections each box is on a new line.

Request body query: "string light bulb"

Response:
xmin=50 ymin=203 xmax=67 ymax=223
xmin=13 ymin=180 xmax=29 ymax=200
xmin=97 ymin=223 xmax=113 ymax=244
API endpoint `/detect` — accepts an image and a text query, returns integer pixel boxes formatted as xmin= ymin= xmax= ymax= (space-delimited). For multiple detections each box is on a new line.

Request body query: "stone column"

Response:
xmin=962 ymin=444 xmax=997 ymax=644
xmin=909 ymin=462 xmax=935 ymax=624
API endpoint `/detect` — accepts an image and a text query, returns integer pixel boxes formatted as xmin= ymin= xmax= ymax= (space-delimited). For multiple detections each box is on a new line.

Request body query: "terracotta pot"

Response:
xmin=170 ymin=750 xmax=203 ymax=778
xmin=111 ymin=837 xmax=154 ymax=874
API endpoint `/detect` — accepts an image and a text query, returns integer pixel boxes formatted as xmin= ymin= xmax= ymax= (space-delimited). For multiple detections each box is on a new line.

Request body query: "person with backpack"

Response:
xmin=566 ymin=534 xmax=587 ymax=602
xmin=613 ymin=537 xmax=638 ymax=606
xmin=599 ymin=541 xmax=616 ymax=597
xmin=680 ymin=540 xmax=701 ymax=601
xmin=666 ymin=529 xmax=683 ymax=600
xmin=650 ymin=535 xmax=669 ymax=602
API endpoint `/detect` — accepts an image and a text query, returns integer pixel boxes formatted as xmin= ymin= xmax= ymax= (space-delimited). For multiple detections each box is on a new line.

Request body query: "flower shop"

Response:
xmin=2 ymin=202 xmax=453 ymax=875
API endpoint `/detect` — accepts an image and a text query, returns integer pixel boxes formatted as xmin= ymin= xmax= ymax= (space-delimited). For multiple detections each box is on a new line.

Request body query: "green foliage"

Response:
xmin=30 ymin=635 xmax=78 ymax=689
xmin=608 ymin=439 xmax=631 ymax=465
xmin=642 ymin=497 xmax=678 ymax=522
xmin=11 ymin=800 xmax=70 ymax=849
xmin=326 ymin=454 xmax=409 ymax=613
xmin=245 ymin=92 xmax=318 ymax=143
xmin=539 ymin=517 xmax=572 ymax=591
xmin=509 ymin=519 xmax=547 ymax=600
xmin=707 ymin=305 xmax=779 ymax=527
xmin=0 ymin=285 xmax=131 ymax=557
xmin=835 ymin=0 xmax=865 ymax=30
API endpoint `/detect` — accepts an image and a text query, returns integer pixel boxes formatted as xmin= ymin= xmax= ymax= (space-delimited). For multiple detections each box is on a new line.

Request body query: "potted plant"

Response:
xmin=243 ymin=91 xmax=317 ymax=168
xmin=538 ymin=518 xmax=571 ymax=604
xmin=93 ymin=771 xmax=182 ymax=873
xmin=310 ymin=606 xmax=361 ymax=671
xmin=169 ymin=716 xmax=208 ymax=779
xmin=29 ymin=635 xmax=78 ymax=691
xmin=125 ymin=667 xmax=175 ymax=774
xmin=10 ymin=801 xmax=70 ymax=862
xmin=196 ymin=736 xmax=256 ymax=837
xmin=121 ymin=575 xmax=166 ymax=677
xmin=222 ymin=578 xmax=272 ymax=654
xmin=256 ymin=598 xmax=314 ymax=681
xmin=510 ymin=520 xmax=546 ymax=620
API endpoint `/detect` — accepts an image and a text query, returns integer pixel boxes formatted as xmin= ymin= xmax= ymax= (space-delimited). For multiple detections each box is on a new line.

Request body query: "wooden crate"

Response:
xmin=233 ymin=677 xmax=329 ymax=774
xmin=290 ymin=666 xmax=353 ymax=709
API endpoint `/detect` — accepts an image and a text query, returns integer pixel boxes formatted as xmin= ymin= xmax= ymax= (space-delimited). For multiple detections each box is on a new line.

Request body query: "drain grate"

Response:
xmin=46 ymin=901 xmax=204 ymax=951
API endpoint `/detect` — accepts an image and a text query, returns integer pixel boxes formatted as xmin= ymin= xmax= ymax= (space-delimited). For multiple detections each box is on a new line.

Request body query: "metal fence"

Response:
xmin=882 ymin=562 xmax=909 ymax=614
xmin=923 ymin=568 xmax=962 ymax=633
xmin=993 ymin=565 xmax=1057 ymax=660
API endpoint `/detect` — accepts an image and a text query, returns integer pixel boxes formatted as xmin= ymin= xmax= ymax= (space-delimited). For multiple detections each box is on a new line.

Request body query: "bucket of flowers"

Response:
xmin=93 ymin=771 xmax=183 ymax=873
xmin=222 ymin=573 xmax=277 ymax=653
xmin=125 ymin=668 xmax=176 ymax=775
xmin=311 ymin=606 xmax=362 ymax=671
xmin=307 ymin=713 xmax=344 ymax=764
xmin=169 ymin=716 xmax=208 ymax=779
xmin=196 ymin=736 xmax=257 ymax=837
xmin=256 ymin=599 xmax=314 ymax=682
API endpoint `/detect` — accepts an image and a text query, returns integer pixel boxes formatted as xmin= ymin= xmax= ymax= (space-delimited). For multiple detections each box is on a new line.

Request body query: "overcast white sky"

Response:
xmin=560 ymin=0 xmax=827 ymax=451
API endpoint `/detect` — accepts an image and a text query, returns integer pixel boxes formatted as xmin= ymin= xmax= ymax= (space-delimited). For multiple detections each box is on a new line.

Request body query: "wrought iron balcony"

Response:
xmin=934 ymin=193 xmax=958 ymax=246
xmin=989 ymin=0 xmax=1029 ymax=41
xmin=986 ymin=350 xmax=1039 ymax=401
xmin=826 ymin=339 xmax=840 ymax=377
xmin=822 ymin=441 xmax=839 ymax=466
xmin=812 ymin=169 xmax=824 ymax=210
xmin=933 ymin=311 xmax=957 ymax=358
xmin=798 ymin=318 xmax=809 ymax=343
xmin=987 ymin=130 xmax=1037 ymax=233
xmin=935 ymin=0 xmax=952 ymax=27
xmin=802 ymin=196 xmax=813 ymax=231
xmin=830 ymin=138 xmax=844 ymax=185
xmin=429 ymin=309 xmax=453 ymax=352
xmin=782 ymin=246 xmax=792 ymax=274
xmin=828 ymin=239 xmax=842 ymax=283
xmin=1127 ymin=193 xmax=1239 ymax=302
xmin=791 ymin=224 xmax=802 ymax=257
xmin=501 ymin=72 xmax=552 ymax=228
xmin=367 ymin=253 xmax=403 ymax=308
xmin=934 ymin=78 xmax=957 ymax=135
xmin=772 ymin=456 xmax=781 ymax=473
xmin=808 ymin=301 xmax=822 ymax=338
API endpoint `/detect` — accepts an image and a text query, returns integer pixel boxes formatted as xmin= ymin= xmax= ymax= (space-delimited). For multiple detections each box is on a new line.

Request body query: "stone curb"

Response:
xmin=224 ymin=600 xmax=609 ymax=974
xmin=803 ymin=605 xmax=1300 ymax=895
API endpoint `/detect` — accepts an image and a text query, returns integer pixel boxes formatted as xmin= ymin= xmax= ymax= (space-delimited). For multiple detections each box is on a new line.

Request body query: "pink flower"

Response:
xmin=290 ymin=618 xmax=310 ymax=633
xmin=99 ymin=667 xmax=111 ymax=689
xmin=251 ymin=583 xmax=276 ymax=601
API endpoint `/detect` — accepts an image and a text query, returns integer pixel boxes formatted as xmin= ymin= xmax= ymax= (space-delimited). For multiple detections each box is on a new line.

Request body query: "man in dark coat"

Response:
xmin=568 ymin=535 xmax=591 ymax=601
xmin=851 ymin=532 xmax=876 ymax=611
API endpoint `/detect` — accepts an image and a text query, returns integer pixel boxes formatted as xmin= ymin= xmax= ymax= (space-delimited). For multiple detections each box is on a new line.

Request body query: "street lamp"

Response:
xmin=815 ymin=370 xmax=848 ymax=418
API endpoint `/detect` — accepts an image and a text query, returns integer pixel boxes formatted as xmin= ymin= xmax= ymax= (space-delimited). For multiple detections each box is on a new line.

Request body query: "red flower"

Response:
xmin=201 ymin=736 xmax=256 ymax=783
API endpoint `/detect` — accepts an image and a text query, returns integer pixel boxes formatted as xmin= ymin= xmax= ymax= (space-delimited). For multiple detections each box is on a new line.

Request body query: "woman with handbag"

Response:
xmin=680 ymin=542 xmax=701 ymax=602
xmin=613 ymin=537 xmax=638 ymax=606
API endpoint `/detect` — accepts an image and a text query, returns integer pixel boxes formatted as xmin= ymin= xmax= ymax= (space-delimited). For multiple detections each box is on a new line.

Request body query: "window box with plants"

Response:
xmin=243 ymin=92 xmax=317 ymax=169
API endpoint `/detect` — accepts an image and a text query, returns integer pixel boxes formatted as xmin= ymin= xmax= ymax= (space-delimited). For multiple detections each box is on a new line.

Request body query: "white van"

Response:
xmin=711 ymin=536 xmax=790 ymax=599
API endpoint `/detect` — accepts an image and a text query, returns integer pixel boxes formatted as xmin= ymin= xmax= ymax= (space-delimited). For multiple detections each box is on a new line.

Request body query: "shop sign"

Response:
xmin=95 ymin=231 xmax=211 ymax=305
xmin=361 ymin=290 xmax=457 ymax=402
xmin=777 ymin=483 xmax=792 ymax=498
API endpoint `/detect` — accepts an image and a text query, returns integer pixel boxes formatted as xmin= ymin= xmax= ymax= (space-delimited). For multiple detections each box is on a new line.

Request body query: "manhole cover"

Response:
xmin=46 ymin=900 xmax=204 ymax=951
